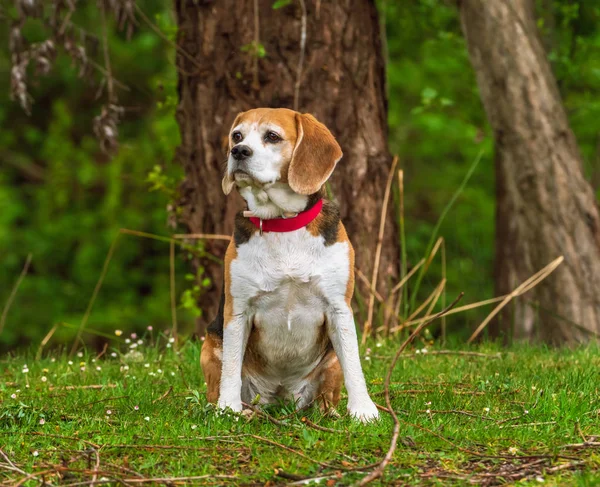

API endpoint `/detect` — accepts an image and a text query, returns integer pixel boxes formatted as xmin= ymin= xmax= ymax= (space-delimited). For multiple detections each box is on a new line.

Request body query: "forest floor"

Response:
xmin=1 ymin=336 xmax=600 ymax=486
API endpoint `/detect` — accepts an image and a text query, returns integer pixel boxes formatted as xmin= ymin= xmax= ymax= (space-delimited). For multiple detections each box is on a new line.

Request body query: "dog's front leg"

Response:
xmin=218 ymin=314 xmax=250 ymax=413
xmin=326 ymin=301 xmax=379 ymax=422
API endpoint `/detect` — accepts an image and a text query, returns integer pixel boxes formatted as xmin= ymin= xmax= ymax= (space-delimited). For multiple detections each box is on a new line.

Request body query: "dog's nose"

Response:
xmin=231 ymin=145 xmax=253 ymax=161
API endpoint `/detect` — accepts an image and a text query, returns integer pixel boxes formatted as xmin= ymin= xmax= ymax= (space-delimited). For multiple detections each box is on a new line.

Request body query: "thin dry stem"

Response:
xmin=169 ymin=240 xmax=178 ymax=343
xmin=424 ymin=278 xmax=445 ymax=320
xmin=173 ymin=233 xmax=232 ymax=241
xmin=133 ymin=4 xmax=204 ymax=71
xmin=391 ymin=265 xmax=566 ymax=333
xmin=293 ymin=0 xmax=307 ymax=110
xmin=467 ymin=256 xmax=564 ymax=343
xmin=99 ymin=2 xmax=114 ymax=103
xmin=70 ymin=235 xmax=120 ymax=356
xmin=252 ymin=0 xmax=260 ymax=91
xmin=36 ymin=323 xmax=58 ymax=360
xmin=425 ymin=237 xmax=443 ymax=273
xmin=396 ymin=279 xmax=446 ymax=333
xmin=355 ymin=267 xmax=384 ymax=303
xmin=0 ymin=253 xmax=32 ymax=335
xmin=441 ymin=237 xmax=447 ymax=343
xmin=390 ymin=258 xmax=425 ymax=295
xmin=363 ymin=155 xmax=398 ymax=344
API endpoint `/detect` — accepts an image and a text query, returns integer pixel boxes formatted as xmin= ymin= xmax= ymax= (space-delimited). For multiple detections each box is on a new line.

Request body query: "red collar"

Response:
xmin=249 ymin=200 xmax=323 ymax=233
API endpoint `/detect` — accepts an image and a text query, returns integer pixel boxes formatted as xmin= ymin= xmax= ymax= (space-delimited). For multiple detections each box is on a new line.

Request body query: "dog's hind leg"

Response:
xmin=299 ymin=349 xmax=342 ymax=414
xmin=200 ymin=333 xmax=222 ymax=404
xmin=316 ymin=352 xmax=342 ymax=415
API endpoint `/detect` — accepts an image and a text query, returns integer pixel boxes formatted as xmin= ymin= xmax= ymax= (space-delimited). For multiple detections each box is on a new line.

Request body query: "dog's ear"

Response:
xmin=222 ymin=111 xmax=245 ymax=195
xmin=222 ymin=173 xmax=235 ymax=195
xmin=288 ymin=113 xmax=342 ymax=195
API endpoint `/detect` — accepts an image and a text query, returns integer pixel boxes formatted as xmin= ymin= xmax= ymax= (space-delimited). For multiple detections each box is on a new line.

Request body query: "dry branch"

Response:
xmin=363 ymin=155 xmax=398 ymax=344
xmin=356 ymin=292 xmax=464 ymax=486
xmin=468 ymin=256 xmax=564 ymax=343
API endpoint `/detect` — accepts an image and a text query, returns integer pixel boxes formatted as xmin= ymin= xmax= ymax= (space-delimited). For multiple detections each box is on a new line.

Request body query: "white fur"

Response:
xmin=217 ymin=228 xmax=379 ymax=422
xmin=238 ymin=183 xmax=308 ymax=220
xmin=228 ymin=120 xmax=310 ymax=219
xmin=228 ymin=122 xmax=287 ymax=185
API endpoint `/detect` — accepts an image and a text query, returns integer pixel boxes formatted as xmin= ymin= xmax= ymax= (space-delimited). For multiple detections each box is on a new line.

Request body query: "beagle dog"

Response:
xmin=201 ymin=108 xmax=379 ymax=422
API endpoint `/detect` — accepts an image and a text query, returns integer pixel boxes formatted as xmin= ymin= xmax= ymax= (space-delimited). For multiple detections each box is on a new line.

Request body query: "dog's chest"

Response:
xmin=230 ymin=229 xmax=349 ymax=370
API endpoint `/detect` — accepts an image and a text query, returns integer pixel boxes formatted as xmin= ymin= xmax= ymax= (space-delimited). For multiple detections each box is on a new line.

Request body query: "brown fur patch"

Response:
xmin=306 ymin=199 xmax=341 ymax=246
xmin=304 ymin=348 xmax=343 ymax=411
xmin=337 ymin=224 xmax=355 ymax=305
xmin=229 ymin=108 xmax=299 ymax=151
xmin=241 ymin=322 xmax=267 ymax=377
xmin=200 ymin=333 xmax=222 ymax=404
xmin=288 ymin=113 xmax=342 ymax=195
xmin=223 ymin=241 xmax=237 ymax=326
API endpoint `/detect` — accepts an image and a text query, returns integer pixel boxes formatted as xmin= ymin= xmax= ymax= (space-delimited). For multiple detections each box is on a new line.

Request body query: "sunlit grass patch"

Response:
xmin=1 ymin=338 xmax=599 ymax=485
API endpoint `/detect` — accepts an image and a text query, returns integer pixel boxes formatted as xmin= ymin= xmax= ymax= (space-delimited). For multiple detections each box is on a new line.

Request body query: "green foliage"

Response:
xmin=2 ymin=0 xmax=600 ymax=348
xmin=272 ymin=0 xmax=293 ymax=9
xmin=0 ymin=2 xmax=187 ymax=350
xmin=1 ymin=339 xmax=600 ymax=484
xmin=241 ymin=41 xmax=267 ymax=59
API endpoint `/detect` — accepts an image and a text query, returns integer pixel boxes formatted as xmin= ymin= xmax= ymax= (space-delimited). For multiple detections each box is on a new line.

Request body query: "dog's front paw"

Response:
xmin=348 ymin=399 xmax=379 ymax=423
xmin=217 ymin=398 xmax=243 ymax=413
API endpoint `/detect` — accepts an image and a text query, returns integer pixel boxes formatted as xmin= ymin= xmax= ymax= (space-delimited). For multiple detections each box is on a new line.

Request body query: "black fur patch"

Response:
xmin=316 ymin=200 xmax=341 ymax=246
xmin=206 ymin=285 xmax=225 ymax=339
xmin=233 ymin=212 xmax=258 ymax=246
xmin=305 ymin=188 xmax=325 ymax=210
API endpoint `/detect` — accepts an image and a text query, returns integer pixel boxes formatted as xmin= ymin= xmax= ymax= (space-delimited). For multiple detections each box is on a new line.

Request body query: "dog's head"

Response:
xmin=222 ymin=108 xmax=342 ymax=196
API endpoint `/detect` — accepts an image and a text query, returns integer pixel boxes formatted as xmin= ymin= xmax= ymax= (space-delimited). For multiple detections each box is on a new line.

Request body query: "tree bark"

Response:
xmin=174 ymin=0 xmax=396 ymax=334
xmin=459 ymin=0 xmax=600 ymax=343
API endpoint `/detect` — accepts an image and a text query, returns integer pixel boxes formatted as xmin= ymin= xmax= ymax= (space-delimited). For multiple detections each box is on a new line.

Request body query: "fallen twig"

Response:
xmin=506 ymin=421 xmax=557 ymax=428
xmin=419 ymin=409 xmax=497 ymax=421
xmin=85 ymin=395 xmax=129 ymax=407
xmin=497 ymin=390 xmax=543 ymax=425
xmin=356 ymin=292 xmax=464 ymax=486
xmin=560 ymin=441 xmax=600 ymax=449
xmin=0 ymin=448 xmax=26 ymax=475
xmin=401 ymin=350 xmax=502 ymax=358
xmin=301 ymin=417 xmax=345 ymax=434
xmin=90 ymin=447 xmax=100 ymax=485
xmin=152 ymin=386 xmax=173 ymax=404
xmin=49 ymin=384 xmax=117 ymax=391
xmin=250 ymin=434 xmax=340 ymax=469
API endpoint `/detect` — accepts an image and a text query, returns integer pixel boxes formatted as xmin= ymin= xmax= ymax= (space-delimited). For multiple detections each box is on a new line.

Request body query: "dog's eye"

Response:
xmin=265 ymin=131 xmax=281 ymax=143
xmin=232 ymin=131 xmax=243 ymax=143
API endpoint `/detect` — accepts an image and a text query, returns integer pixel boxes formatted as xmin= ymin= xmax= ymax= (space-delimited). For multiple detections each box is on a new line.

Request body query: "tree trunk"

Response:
xmin=174 ymin=0 xmax=396 ymax=334
xmin=458 ymin=0 xmax=600 ymax=343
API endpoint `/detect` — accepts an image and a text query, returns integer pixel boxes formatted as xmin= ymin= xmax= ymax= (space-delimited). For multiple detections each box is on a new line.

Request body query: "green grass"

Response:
xmin=1 ymin=335 xmax=600 ymax=486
